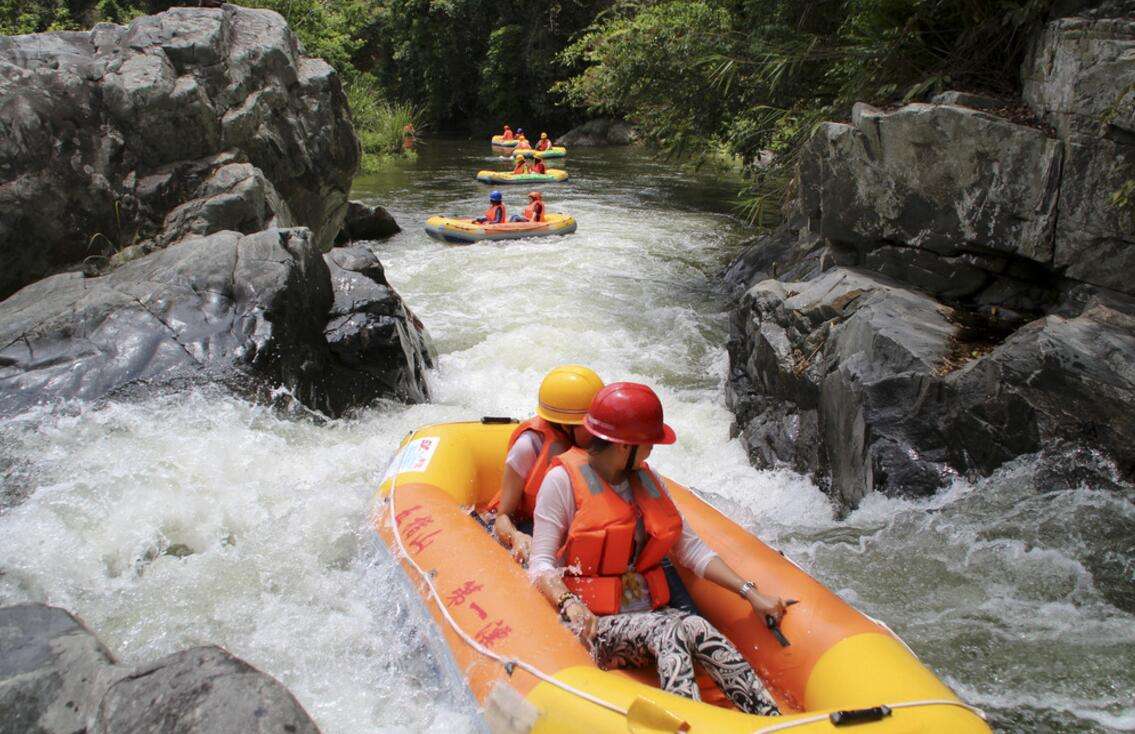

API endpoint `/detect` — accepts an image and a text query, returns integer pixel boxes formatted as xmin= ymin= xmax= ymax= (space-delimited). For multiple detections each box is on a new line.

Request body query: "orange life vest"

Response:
xmin=488 ymin=417 xmax=571 ymax=519
xmin=523 ymin=200 xmax=544 ymax=222
xmin=532 ymin=159 xmax=547 ymax=174
xmin=483 ymin=203 xmax=505 ymax=223
xmin=536 ymin=139 xmax=551 ymax=151
xmin=555 ymin=449 xmax=684 ymax=615
xmin=502 ymin=129 xmax=514 ymax=140
xmin=512 ymin=160 xmax=528 ymax=174
xmin=516 ymin=138 xmax=532 ymax=150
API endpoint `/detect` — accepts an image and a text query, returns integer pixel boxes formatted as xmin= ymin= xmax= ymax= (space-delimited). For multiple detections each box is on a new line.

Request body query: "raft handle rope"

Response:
xmin=386 ymin=469 xmax=631 ymax=718
xmin=750 ymin=699 xmax=987 ymax=734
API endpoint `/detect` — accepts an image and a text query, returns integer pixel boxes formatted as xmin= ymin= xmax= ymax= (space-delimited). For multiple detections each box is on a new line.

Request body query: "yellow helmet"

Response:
xmin=536 ymin=365 xmax=604 ymax=425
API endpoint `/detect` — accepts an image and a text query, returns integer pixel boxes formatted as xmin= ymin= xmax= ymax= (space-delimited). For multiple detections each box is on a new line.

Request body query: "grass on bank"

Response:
xmin=346 ymin=77 xmax=420 ymax=172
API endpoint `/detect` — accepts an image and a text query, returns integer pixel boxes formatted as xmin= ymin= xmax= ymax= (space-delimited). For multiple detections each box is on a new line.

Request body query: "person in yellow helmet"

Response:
xmin=485 ymin=365 xmax=604 ymax=561
xmin=511 ymin=154 xmax=529 ymax=174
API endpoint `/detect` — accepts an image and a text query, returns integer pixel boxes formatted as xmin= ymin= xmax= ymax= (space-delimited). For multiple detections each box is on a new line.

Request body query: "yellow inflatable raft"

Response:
xmin=476 ymin=169 xmax=569 ymax=185
xmin=492 ymin=135 xmax=519 ymax=147
xmin=375 ymin=420 xmax=990 ymax=734
xmin=423 ymin=214 xmax=577 ymax=244
xmin=518 ymin=146 xmax=567 ymax=159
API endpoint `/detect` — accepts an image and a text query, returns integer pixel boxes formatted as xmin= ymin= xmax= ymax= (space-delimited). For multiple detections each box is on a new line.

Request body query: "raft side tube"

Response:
xmin=376 ymin=422 xmax=990 ymax=734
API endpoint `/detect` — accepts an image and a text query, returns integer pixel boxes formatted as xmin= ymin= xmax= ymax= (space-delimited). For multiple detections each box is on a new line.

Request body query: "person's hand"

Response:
xmin=563 ymin=598 xmax=598 ymax=645
xmin=746 ymin=590 xmax=788 ymax=624
xmin=493 ymin=515 xmax=516 ymax=548
xmin=511 ymin=531 xmax=532 ymax=563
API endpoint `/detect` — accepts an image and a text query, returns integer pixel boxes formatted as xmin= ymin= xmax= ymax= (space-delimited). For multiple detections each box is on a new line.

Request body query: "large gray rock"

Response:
xmin=727 ymin=268 xmax=957 ymax=507
xmin=943 ymin=295 xmax=1135 ymax=480
xmin=1053 ymin=136 xmax=1135 ymax=295
xmin=801 ymin=103 xmax=1062 ymax=266
xmin=323 ymin=245 xmax=432 ymax=404
xmin=0 ymin=228 xmax=432 ymax=417
xmin=334 ymin=200 xmax=400 ymax=244
xmin=724 ymin=15 xmax=1135 ymax=509
xmin=1022 ymin=16 xmax=1135 ymax=138
xmin=95 ymin=646 xmax=319 ymax=734
xmin=0 ymin=604 xmax=118 ymax=734
xmin=0 ymin=5 xmax=359 ymax=298
xmin=728 ymin=269 xmax=1135 ymax=510
xmin=556 ymin=118 xmax=636 ymax=147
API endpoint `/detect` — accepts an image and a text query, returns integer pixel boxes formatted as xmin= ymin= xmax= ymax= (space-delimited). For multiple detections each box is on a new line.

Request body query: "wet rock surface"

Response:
xmin=0 ymin=604 xmax=321 ymax=734
xmin=0 ymin=4 xmax=359 ymax=299
xmin=0 ymin=604 xmax=118 ymax=734
xmin=323 ymin=245 xmax=433 ymax=404
xmin=335 ymin=200 xmax=401 ymax=243
xmin=726 ymin=9 xmax=1135 ymax=509
xmin=95 ymin=646 xmax=319 ymax=734
xmin=0 ymin=229 xmax=432 ymax=418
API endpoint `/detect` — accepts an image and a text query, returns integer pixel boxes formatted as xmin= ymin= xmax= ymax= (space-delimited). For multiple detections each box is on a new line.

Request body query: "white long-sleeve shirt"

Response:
xmin=504 ymin=430 xmax=544 ymax=479
xmin=528 ymin=465 xmax=718 ymax=611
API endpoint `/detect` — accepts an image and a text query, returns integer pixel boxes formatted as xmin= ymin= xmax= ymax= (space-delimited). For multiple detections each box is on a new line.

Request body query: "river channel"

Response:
xmin=1 ymin=139 xmax=1131 ymax=733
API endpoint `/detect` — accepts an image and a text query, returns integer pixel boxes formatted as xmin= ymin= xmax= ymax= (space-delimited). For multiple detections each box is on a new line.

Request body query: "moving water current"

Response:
xmin=1 ymin=141 xmax=1132 ymax=732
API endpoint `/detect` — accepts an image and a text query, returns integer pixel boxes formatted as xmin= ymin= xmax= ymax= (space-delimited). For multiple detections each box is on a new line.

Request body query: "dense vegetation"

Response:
xmin=3 ymin=0 xmax=1067 ymax=199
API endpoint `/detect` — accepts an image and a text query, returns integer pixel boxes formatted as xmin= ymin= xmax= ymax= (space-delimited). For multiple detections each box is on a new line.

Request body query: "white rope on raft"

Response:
xmin=385 ymin=470 xmax=631 ymax=717
xmin=750 ymin=699 xmax=988 ymax=734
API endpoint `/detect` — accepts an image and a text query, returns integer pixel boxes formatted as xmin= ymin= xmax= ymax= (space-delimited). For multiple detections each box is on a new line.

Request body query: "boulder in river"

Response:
xmin=95 ymin=645 xmax=319 ymax=734
xmin=0 ymin=604 xmax=118 ymax=734
xmin=335 ymin=200 xmax=401 ymax=244
xmin=556 ymin=118 xmax=636 ymax=147
xmin=0 ymin=4 xmax=359 ymax=298
xmin=0 ymin=228 xmax=433 ymax=418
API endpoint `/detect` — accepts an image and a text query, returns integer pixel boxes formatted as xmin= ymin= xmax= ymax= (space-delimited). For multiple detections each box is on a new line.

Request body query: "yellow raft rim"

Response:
xmin=375 ymin=420 xmax=991 ymax=734
xmin=517 ymin=146 xmax=568 ymax=159
xmin=491 ymin=135 xmax=519 ymax=147
xmin=475 ymin=169 xmax=570 ymax=184
xmin=423 ymin=213 xmax=577 ymax=244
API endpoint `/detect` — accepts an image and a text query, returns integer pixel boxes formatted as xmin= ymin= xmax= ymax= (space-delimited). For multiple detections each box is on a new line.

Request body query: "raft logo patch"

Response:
xmin=384 ymin=437 xmax=441 ymax=481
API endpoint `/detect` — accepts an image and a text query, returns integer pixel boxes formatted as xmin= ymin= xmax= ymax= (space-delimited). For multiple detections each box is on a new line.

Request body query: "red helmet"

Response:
xmin=583 ymin=382 xmax=676 ymax=445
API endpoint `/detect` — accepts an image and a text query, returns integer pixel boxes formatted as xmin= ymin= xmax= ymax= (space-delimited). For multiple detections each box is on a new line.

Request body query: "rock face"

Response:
xmin=95 ymin=646 xmax=319 ymax=734
xmin=0 ymin=604 xmax=322 ymax=734
xmin=0 ymin=8 xmax=433 ymax=418
xmin=0 ymin=229 xmax=433 ymax=417
xmin=0 ymin=604 xmax=117 ymax=734
xmin=726 ymin=9 xmax=1135 ymax=509
xmin=335 ymin=200 xmax=401 ymax=243
xmin=0 ymin=4 xmax=359 ymax=299
xmin=556 ymin=118 xmax=636 ymax=147
xmin=323 ymin=245 xmax=432 ymax=404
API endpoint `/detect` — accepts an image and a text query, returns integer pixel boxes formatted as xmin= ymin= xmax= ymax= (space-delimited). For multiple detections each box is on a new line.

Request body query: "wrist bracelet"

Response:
xmin=738 ymin=580 xmax=757 ymax=598
xmin=555 ymin=592 xmax=582 ymax=620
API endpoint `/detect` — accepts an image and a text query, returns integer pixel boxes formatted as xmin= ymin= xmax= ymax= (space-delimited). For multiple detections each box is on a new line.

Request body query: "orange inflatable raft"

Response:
xmin=375 ymin=420 xmax=991 ymax=734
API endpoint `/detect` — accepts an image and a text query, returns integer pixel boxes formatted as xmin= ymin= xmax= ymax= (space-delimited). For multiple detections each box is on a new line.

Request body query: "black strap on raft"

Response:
xmin=830 ymin=705 xmax=892 ymax=726
xmin=481 ymin=416 xmax=518 ymax=424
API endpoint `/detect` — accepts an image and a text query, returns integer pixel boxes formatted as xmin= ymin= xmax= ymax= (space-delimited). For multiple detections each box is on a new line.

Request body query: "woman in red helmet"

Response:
xmin=529 ymin=382 xmax=784 ymax=715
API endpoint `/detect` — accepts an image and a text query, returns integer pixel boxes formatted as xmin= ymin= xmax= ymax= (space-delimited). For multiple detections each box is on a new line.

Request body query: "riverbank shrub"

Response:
xmin=348 ymin=77 xmax=419 ymax=172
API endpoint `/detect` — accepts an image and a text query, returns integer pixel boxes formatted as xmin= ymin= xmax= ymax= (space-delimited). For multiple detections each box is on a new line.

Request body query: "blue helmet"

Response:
xmin=489 ymin=190 xmax=502 ymax=202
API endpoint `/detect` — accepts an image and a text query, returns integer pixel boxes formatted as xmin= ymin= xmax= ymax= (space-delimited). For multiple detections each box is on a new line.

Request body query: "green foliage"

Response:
xmin=235 ymin=0 xmax=380 ymax=85
xmin=1112 ymin=179 xmax=1135 ymax=213
xmin=559 ymin=0 xmax=1057 ymax=224
xmin=1 ymin=1 xmax=76 ymax=33
xmin=347 ymin=74 xmax=420 ymax=172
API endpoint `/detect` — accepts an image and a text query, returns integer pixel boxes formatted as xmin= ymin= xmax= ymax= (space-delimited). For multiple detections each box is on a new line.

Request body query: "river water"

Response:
xmin=1 ymin=140 xmax=1131 ymax=733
